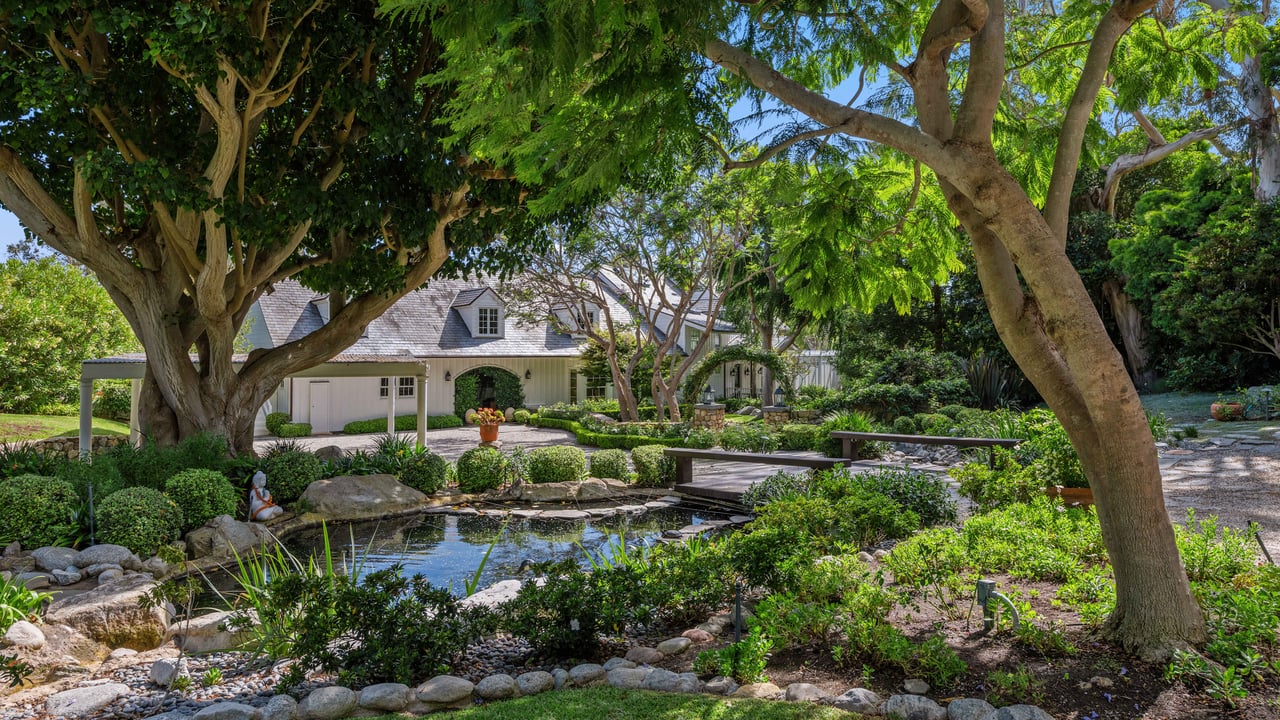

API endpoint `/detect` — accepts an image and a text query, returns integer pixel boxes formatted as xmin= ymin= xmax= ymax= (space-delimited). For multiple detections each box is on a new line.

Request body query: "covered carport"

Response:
xmin=78 ymin=353 xmax=432 ymax=457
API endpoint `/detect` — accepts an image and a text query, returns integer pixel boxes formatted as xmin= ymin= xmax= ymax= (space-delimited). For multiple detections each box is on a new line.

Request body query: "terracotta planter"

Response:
xmin=479 ymin=424 xmax=499 ymax=442
xmin=1046 ymin=485 xmax=1094 ymax=507
xmin=1210 ymin=402 xmax=1243 ymax=421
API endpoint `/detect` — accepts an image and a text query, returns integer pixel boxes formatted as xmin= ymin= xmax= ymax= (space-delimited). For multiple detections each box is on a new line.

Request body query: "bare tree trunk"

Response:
xmin=1102 ymin=278 xmax=1156 ymax=390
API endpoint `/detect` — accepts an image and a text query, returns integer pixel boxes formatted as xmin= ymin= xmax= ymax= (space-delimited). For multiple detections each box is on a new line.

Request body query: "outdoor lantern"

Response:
xmin=525 ymin=369 xmax=532 ymax=380
xmin=702 ymin=385 xmax=714 ymax=404
xmin=444 ymin=371 xmax=452 ymax=381
xmin=774 ymin=386 xmax=785 ymax=405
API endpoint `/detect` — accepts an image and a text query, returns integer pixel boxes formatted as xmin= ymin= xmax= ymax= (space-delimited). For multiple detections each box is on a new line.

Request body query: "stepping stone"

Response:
xmin=539 ymin=510 xmax=589 ymax=520
xmin=511 ymin=510 xmax=540 ymax=518
xmin=644 ymin=501 xmax=670 ymax=509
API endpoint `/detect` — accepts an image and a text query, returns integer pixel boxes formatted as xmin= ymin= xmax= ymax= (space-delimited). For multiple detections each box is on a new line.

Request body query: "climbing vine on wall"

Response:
xmin=453 ymin=367 xmax=526 ymax=418
xmin=682 ymin=346 xmax=792 ymax=402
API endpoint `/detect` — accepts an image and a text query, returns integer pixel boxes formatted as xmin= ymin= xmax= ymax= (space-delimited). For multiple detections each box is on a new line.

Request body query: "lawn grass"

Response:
xmin=0 ymin=413 xmax=130 ymax=442
xmin=370 ymin=688 xmax=857 ymax=720
xmin=1138 ymin=391 xmax=1217 ymax=426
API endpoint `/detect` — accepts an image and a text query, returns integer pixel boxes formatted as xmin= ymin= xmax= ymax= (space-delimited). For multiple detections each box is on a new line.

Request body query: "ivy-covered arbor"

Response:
xmin=683 ymin=346 xmax=792 ymax=403
xmin=453 ymin=367 xmax=526 ymax=418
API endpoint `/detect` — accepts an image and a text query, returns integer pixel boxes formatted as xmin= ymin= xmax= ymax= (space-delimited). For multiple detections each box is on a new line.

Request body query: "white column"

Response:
xmin=416 ymin=373 xmax=427 ymax=448
xmin=387 ymin=376 xmax=397 ymax=434
xmin=78 ymin=379 xmax=93 ymax=460
xmin=129 ymin=379 xmax=142 ymax=446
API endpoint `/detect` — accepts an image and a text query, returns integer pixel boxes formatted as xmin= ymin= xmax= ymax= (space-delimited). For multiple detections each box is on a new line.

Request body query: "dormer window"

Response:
xmin=478 ymin=307 xmax=500 ymax=336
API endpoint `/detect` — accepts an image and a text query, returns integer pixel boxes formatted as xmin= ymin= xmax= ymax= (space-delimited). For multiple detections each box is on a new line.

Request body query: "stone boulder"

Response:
xmin=168 ymin=610 xmax=253 ymax=653
xmin=186 ymin=515 xmax=274 ymax=561
xmin=460 ymin=579 xmax=522 ymax=609
xmin=32 ymin=546 xmax=78 ymax=572
xmin=46 ymin=573 xmax=168 ymax=650
xmin=2 ymin=620 xmax=45 ymax=649
xmin=298 ymin=686 xmax=356 ymax=720
xmin=45 ymin=683 xmax=131 ymax=718
xmin=413 ymin=675 xmax=474 ymax=712
xmin=884 ymin=694 xmax=946 ymax=720
xmin=576 ymin=478 xmax=621 ymax=501
xmin=300 ymin=474 xmax=428 ymax=521
xmin=514 ymin=481 xmax=578 ymax=502
xmin=313 ymin=445 xmax=345 ymax=462
xmin=1 ymin=624 xmax=109 ymax=689
xmin=73 ymin=544 xmax=142 ymax=571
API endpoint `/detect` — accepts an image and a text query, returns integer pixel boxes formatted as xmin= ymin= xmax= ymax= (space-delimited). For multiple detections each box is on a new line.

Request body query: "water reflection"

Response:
xmin=281 ymin=507 xmax=709 ymax=595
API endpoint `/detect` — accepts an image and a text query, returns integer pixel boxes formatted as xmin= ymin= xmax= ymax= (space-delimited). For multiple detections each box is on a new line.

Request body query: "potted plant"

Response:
xmin=1210 ymin=391 xmax=1244 ymax=422
xmin=475 ymin=407 xmax=505 ymax=442
xmin=1021 ymin=409 xmax=1094 ymax=506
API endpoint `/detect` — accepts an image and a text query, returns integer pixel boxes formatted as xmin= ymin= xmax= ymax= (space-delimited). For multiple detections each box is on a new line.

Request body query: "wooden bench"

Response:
xmin=829 ymin=431 xmax=1021 ymax=468
xmin=663 ymin=447 xmax=852 ymax=486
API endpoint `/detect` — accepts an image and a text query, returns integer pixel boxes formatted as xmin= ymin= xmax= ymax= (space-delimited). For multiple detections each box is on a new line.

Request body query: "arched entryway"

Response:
xmin=452 ymin=366 xmax=525 ymax=418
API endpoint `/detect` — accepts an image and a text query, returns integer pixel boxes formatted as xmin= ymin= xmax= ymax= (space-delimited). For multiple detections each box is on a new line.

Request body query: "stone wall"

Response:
xmin=761 ymin=407 xmax=790 ymax=428
xmin=690 ymin=404 xmax=726 ymax=432
xmin=21 ymin=435 xmax=130 ymax=459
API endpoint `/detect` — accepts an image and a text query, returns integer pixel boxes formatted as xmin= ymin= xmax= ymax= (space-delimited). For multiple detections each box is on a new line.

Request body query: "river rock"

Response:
xmin=705 ymin=676 xmax=739 ymax=696
xmin=552 ymin=668 xmax=569 ymax=689
xmin=682 ymin=628 xmax=715 ymax=643
xmin=169 ymin=610 xmax=253 ymax=653
xmin=884 ymin=694 xmax=946 ymax=720
xmin=904 ymin=678 xmax=931 ymax=695
xmin=475 ymin=673 xmax=519 ymax=700
xmin=415 ymin=675 xmax=474 ymax=710
xmin=97 ymin=568 xmax=124 ymax=586
xmin=576 ymin=478 xmax=618 ymax=501
xmin=51 ymin=568 xmax=82 ymax=585
xmin=641 ymin=668 xmax=681 ymax=692
xmin=149 ymin=657 xmax=188 ymax=686
xmin=45 ymin=573 xmax=167 ymax=650
xmin=45 ymin=683 xmax=131 ymax=718
xmin=32 ymin=546 xmax=78 ymax=572
xmin=313 ymin=445 xmax=345 ymax=462
xmin=358 ymin=683 xmax=413 ymax=711
xmin=947 ymin=698 xmax=996 ymax=720
xmin=298 ymin=686 xmax=356 ymax=720
xmin=992 ymin=705 xmax=1054 ymax=720
xmin=603 ymin=657 xmax=636 ymax=670
xmin=624 ymin=646 xmax=664 ymax=664
xmin=568 ymin=663 xmax=606 ymax=687
xmin=186 ymin=515 xmax=274 ymax=561
xmin=15 ymin=572 xmax=50 ymax=590
xmin=656 ymin=636 xmax=692 ymax=655
xmin=517 ymin=671 xmax=555 ymax=696
xmin=261 ymin=694 xmax=298 ymax=720
xmin=81 ymin=563 xmax=123 ymax=578
xmin=733 ymin=682 xmax=783 ymax=699
xmin=831 ymin=687 xmax=883 ymax=714
xmin=785 ymin=683 xmax=829 ymax=703
xmin=193 ymin=701 xmax=260 ymax=720
xmin=72 ymin=544 xmax=141 ymax=571
xmin=300 ymin=474 xmax=428 ymax=521
xmin=608 ymin=667 xmax=651 ymax=689
xmin=3 ymin=620 xmax=45 ymax=649
xmin=515 ymin=481 xmax=578 ymax=502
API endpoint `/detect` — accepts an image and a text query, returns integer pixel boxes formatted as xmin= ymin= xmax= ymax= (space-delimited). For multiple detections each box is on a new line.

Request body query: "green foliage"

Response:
xmin=0 ymin=574 xmax=54 ymax=633
xmin=740 ymin=469 xmax=816 ymax=508
xmin=692 ymin=632 xmax=773 ymax=684
xmin=839 ymin=618 xmax=967 ymax=688
xmin=719 ymin=423 xmax=779 ymax=453
xmin=587 ymin=449 xmax=630 ymax=481
xmin=341 ymin=414 xmax=463 ymax=434
xmin=278 ymin=566 xmax=495 ymax=690
xmin=962 ymin=354 xmax=1020 ymax=411
xmin=1175 ymin=509 xmax=1261 ymax=585
xmin=56 ymin=456 xmax=126 ymax=503
xmin=97 ymin=487 xmax=184 ymax=557
xmin=0 ymin=473 xmax=79 ymax=548
xmin=456 ymin=446 xmax=507 ymax=493
xmin=683 ymin=346 xmax=793 ymax=404
xmin=276 ymin=423 xmax=312 ymax=438
xmin=984 ymin=668 xmax=1045 ymax=706
xmin=513 ymin=409 xmax=532 ymax=424
xmin=892 ymin=415 xmax=917 ymax=434
xmin=499 ymin=560 xmax=636 ymax=656
xmin=0 ymin=444 xmax=64 ymax=480
xmin=816 ymin=410 xmax=877 ymax=458
xmin=839 ymin=466 xmax=957 ymax=527
xmin=961 ymin=500 xmax=1104 ymax=581
xmin=91 ymin=380 xmax=133 ymax=422
xmin=265 ymin=413 xmax=290 ymax=436
xmin=261 ymin=449 xmax=323 ymax=504
xmin=453 ymin=368 xmax=525 ymax=419
xmin=397 ymin=448 xmax=450 ymax=494
xmin=778 ymin=424 xmax=821 ymax=451
xmin=951 ymin=454 xmax=1043 ymax=512
xmin=0 ymin=258 xmax=137 ymax=413
xmin=526 ymin=445 xmax=587 ymax=484
xmin=630 ymin=445 xmax=675 ymax=487
xmin=751 ymin=493 xmax=918 ymax=552
xmin=164 ymin=469 xmax=239 ymax=533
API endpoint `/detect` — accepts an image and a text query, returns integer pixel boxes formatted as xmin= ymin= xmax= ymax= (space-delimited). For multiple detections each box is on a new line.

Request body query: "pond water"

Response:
xmin=203 ymin=506 xmax=721 ymax=601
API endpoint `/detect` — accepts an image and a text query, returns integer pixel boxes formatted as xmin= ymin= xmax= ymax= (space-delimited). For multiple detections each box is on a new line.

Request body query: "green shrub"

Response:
xmin=719 ymin=423 xmax=779 ymax=453
xmin=692 ymin=632 xmax=773 ymax=684
xmin=499 ymin=560 xmax=636 ymax=656
xmin=0 ymin=444 xmax=64 ymax=480
xmin=816 ymin=410 xmax=879 ymax=458
xmin=638 ymin=537 xmax=736 ymax=625
xmin=398 ymin=449 xmax=450 ymax=494
xmin=892 ymin=415 xmax=917 ymax=434
xmin=278 ymin=566 xmax=495 ymax=690
xmin=57 ymin=457 xmax=126 ymax=503
xmin=106 ymin=442 xmax=181 ymax=492
xmin=97 ymin=487 xmax=184 ymax=557
xmin=165 ymin=469 xmax=239 ymax=533
xmin=914 ymin=413 xmax=954 ymax=436
xmin=513 ymin=409 xmax=532 ymax=424
xmin=261 ymin=449 xmax=323 ymax=504
xmin=936 ymin=404 xmax=967 ymax=420
xmin=951 ymin=454 xmax=1042 ymax=511
xmin=752 ymin=493 xmax=919 ymax=551
xmin=961 ymin=500 xmax=1104 ymax=581
xmin=631 ymin=445 xmax=675 ymax=487
xmin=740 ymin=469 xmax=815 ymax=508
xmin=0 ymin=474 xmax=79 ymax=548
xmin=778 ymin=424 xmax=820 ymax=451
xmin=91 ymin=380 xmax=132 ymax=422
xmin=588 ymin=449 xmax=630 ymax=481
xmin=840 ymin=466 xmax=957 ymax=527
xmin=456 ymin=447 xmax=506 ymax=493
xmin=265 ymin=412 xmax=291 ymax=436
xmin=526 ymin=446 xmax=587 ymax=484
xmin=277 ymin=422 xmax=312 ymax=438
xmin=341 ymin=414 xmax=463 ymax=434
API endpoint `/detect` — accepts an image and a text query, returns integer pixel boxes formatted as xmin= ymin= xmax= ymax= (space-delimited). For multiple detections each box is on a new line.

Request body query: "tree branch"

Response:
xmin=1101 ymin=121 xmax=1242 ymax=215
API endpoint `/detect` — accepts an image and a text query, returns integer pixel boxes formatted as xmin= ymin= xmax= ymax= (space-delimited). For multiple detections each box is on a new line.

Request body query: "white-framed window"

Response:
xmin=379 ymin=377 xmax=416 ymax=399
xmin=586 ymin=374 xmax=607 ymax=400
xmin=478 ymin=307 xmax=500 ymax=336
xmin=587 ymin=310 xmax=597 ymax=327
xmin=569 ymin=369 xmax=578 ymax=405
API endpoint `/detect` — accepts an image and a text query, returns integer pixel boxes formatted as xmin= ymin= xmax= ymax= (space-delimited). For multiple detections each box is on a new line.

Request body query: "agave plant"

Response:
xmin=963 ymin=354 xmax=1019 ymax=410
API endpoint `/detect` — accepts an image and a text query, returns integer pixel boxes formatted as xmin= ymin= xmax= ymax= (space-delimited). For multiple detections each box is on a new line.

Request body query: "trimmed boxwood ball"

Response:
xmin=456 ymin=446 xmax=507 ymax=493
xmin=892 ymin=415 xmax=918 ymax=434
xmin=399 ymin=449 xmax=450 ymax=494
xmin=264 ymin=412 xmax=291 ymax=436
xmin=527 ymin=446 xmax=587 ymax=484
xmin=165 ymin=469 xmax=239 ymax=533
xmin=262 ymin=450 xmax=324 ymax=504
xmin=632 ymin=445 xmax=676 ymax=488
xmin=97 ymin=487 xmax=184 ymax=557
xmin=588 ymin=449 xmax=630 ymax=481
xmin=0 ymin=474 xmax=79 ymax=548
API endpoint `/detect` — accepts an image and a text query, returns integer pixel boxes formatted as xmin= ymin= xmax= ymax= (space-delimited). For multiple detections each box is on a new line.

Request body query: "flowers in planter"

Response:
xmin=474 ymin=407 xmax=506 ymax=426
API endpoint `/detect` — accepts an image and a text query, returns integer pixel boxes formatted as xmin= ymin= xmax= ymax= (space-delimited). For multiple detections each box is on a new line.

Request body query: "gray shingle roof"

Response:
xmin=450 ymin=288 xmax=489 ymax=307
xmin=256 ymin=278 xmax=583 ymax=358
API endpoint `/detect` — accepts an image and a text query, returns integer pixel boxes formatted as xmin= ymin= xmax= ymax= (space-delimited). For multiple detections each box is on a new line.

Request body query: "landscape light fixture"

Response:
xmin=525 ymin=369 xmax=532 ymax=380
xmin=444 ymin=371 xmax=452 ymax=381
xmin=773 ymin=386 xmax=785 ymax=405
xmin=701 ymin=385 xmax=714 ymax=404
